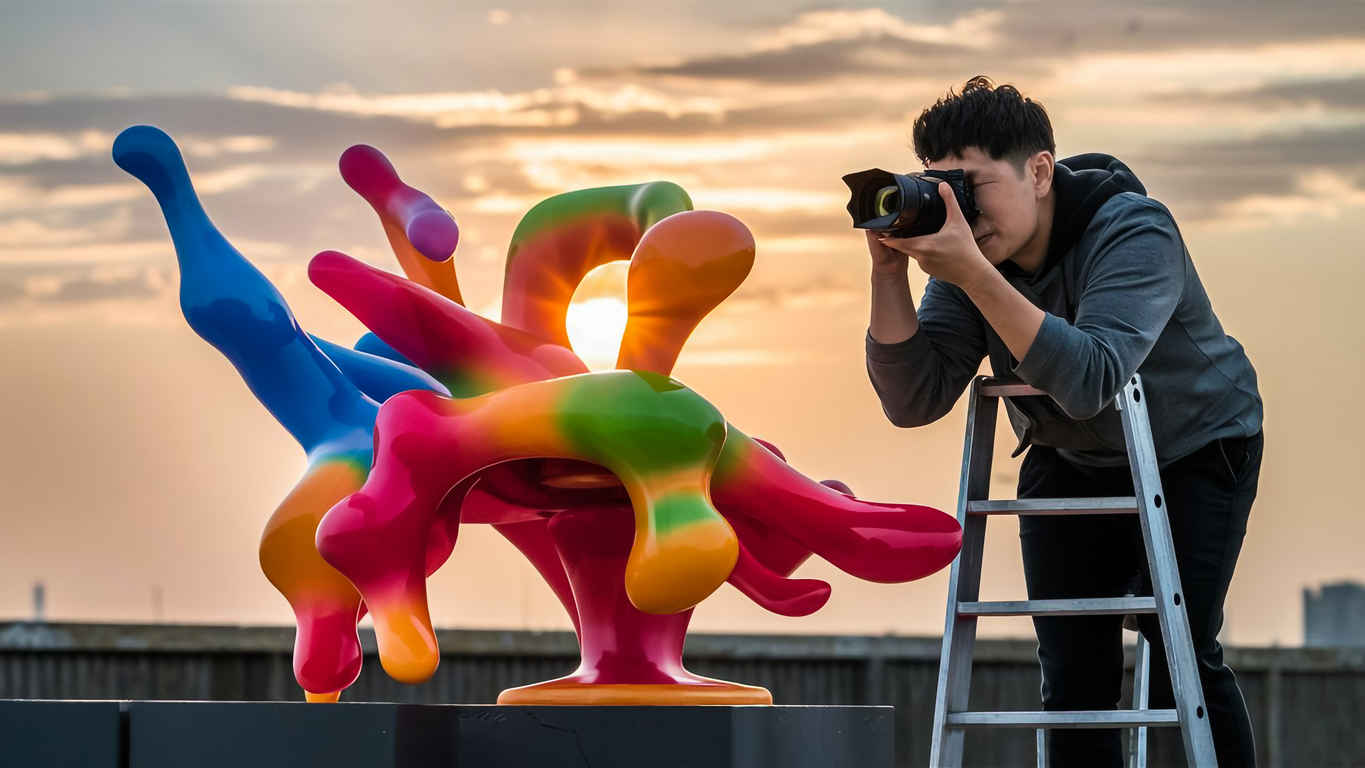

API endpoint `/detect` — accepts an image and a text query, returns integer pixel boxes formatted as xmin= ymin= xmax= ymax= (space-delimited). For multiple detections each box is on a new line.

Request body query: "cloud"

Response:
xmin=625 ymin=8 xmax=1008 ymax=84
xmin=1129 ymin=122 xmax=1365 ymax=224
xmin=717 ymin=208 xmax=860 ymax=244
xmin=0 ymin=240 xmax=172 ymax=267
xmin=0 ymin=129 xmax=273 ymax=166
xmin=226 ymin=85 xmax=588 ymax=129
xmin=695 ymin=187 xmax=847 ymax=215
xmin=634 ymin=34 xmax=974 ymax=84
xmin=37 ymin=266 xmax=165 ymax=303
xmin=0 ymin=279 xmax=22 ymax=303
xmin=0 ymin=215 xmax=105 ymax=246
xmin=969 ymin=0 xmax=1365 ymax=57
xmin=723 ymin=278 xmax=863 ymax=314
xmin=745 ymin=8 xmax=1005 ymax=52
xmin=0 ymin=130 xmax=113 ymax=165
xmin=0 ymin=93 xmax=465 ymax=165
xmin=0 ymin=162 xmax=294 ymax=215
xmin=1 ymin=1 xmax=1363 ymax=314
xmin=1050 ymin=39 xmax=1365 ymax=96
xmin=1153 ymin=76 xmax=1365 ymax=110
xmin=1215 ymin=169 xmax=1365 ymax=228
xmin=0 ymin=264 xmax=167 ymax=305
xmin=584 ymin=4 xmax=1365 ymax=99
xmin=675 ymin=348 xmax=815 ymax=367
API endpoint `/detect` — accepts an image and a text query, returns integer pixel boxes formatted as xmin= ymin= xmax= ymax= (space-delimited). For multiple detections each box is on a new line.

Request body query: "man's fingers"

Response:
xmin=877 ymin=237 xmax=931 ymax=263
xmin=876 ymin=235 xmax=913 ymax=254
xmin=880 ymin=232 xmax=943 ymax=252
xmin=939 ymin=181 xmax=965 ymax=225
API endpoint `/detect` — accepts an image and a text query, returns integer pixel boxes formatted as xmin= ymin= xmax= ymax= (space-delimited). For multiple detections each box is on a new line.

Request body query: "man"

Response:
xmin=865 ymin=76 xmax=1263 ymax=766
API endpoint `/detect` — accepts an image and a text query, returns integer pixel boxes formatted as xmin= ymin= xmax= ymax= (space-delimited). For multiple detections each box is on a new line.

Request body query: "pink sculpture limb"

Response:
xmin=308 ymin=250 xmax=587 ymax=396
xmin=719 ymin=436 xmax=831 ymax=616
xmin=727 ymin=539 xmax=832 ymax=617
xmin=713 ymin=427 xmax=962 ymax=584
xmin=338 ymin=144 xmax=463 ymax=303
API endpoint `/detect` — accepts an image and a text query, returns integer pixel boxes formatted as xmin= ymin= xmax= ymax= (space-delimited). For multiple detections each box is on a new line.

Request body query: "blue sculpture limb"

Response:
xmin=113 ymin=125 xmax=377 ymax=455
xmin=353 ymin=331 xmax=418 ymax=368
xmin=309 ymin=334 xmax=450 ymax=402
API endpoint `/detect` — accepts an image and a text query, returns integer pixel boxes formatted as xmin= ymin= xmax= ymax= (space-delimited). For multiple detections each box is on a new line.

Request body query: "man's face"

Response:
xmin=925 ymin=146 xmax=1051 ymax=268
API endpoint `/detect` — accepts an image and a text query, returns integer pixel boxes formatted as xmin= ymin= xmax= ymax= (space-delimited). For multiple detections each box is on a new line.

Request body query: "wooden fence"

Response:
xmin=2 ymin=622 xmax=1361 ymax=767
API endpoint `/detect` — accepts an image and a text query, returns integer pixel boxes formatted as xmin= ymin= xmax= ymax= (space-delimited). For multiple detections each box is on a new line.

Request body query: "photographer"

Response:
xmin=863 ymin=76 xmax=1263 ymax=766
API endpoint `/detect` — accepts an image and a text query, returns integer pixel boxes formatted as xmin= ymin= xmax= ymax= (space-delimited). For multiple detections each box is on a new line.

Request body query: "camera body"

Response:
xmin=841 ymin=168 xmax=980 ymax=238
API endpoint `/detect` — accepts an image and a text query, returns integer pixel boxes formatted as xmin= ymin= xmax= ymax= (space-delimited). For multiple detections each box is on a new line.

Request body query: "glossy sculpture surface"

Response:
xmin=114 ymin=124 xmax=963 ymax=705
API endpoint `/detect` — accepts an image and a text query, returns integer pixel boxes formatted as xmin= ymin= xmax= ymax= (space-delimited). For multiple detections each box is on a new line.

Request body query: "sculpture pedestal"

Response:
xmin=0 ymin=700 xmax=122 ymax=768
xmin=2 ymin=700 xmax=893 ymax=768
xmin=496 ymin=678 xmax=772 ymax=706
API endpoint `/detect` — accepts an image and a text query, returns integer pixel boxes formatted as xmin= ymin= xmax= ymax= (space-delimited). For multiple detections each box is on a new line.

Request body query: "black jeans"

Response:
xmin=1018 ymin=430 xmax=1263 ymax=767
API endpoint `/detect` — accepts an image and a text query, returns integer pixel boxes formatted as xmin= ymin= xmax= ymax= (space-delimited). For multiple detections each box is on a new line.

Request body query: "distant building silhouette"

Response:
xmin=1303 ymin=581 xmax=1365 ymax=647
xmin=31 ymin=582 xmax=44 ymax=623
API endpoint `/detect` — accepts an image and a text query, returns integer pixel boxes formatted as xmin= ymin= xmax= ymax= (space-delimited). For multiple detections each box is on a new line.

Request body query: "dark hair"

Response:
xmin=912 ymin=76 xmax=1055 ymax=171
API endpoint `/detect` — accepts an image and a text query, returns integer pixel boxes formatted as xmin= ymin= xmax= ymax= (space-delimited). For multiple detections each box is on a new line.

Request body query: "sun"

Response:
xmin=565 ymin=261 xmax=630 ymax=370
xmin=566 ymin=297 xmax=628 ymax=369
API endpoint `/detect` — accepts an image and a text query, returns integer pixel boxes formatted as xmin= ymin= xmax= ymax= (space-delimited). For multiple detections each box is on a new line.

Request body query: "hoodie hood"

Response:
xmin=1000 ymin=153 xmax=1146 ymax=283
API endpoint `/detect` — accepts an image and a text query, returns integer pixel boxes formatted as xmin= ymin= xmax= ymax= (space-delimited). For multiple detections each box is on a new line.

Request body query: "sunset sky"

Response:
xmin=2 ymin=1 xmax=1363 ymax=647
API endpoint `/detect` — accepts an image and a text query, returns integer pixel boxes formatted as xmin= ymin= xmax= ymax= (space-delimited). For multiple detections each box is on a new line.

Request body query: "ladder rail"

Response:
xmin=928 ymin=378 xmax=996 ymax=767
xmin=1130 ymin=633 xmax=1153 ymax=768
xmin=1117 ymin=377 xmax=1219 ymax=765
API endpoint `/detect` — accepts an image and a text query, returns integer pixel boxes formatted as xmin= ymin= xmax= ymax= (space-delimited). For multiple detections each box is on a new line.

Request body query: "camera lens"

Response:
xmin=875 ymin=186 xmax=901 ymax=218
xmin=843 ymin=167 xmax=978 ymax=238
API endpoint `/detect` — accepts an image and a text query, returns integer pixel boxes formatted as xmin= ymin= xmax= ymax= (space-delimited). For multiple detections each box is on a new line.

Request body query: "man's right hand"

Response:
xmin=867 ymin=229 xmax=910 ymax=276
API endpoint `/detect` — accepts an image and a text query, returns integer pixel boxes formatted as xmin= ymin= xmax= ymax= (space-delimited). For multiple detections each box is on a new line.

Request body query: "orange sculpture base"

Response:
xmin=497 ymin=674 xmax=772 ymax=706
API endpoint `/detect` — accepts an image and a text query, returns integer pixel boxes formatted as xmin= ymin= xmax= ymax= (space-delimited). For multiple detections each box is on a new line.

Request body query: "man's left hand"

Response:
xmin=875 ymin=181 xmax=991 ymax=290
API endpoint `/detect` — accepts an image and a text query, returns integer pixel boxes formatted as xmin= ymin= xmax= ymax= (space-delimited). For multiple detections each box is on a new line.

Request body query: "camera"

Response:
xmin=841 ymin=168 xmax=979 ymax=238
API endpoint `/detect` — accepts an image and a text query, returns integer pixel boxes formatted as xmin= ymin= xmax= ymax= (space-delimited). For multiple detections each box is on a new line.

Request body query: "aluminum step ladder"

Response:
xmin=928 ymin=374 xmax=1217 ymax=767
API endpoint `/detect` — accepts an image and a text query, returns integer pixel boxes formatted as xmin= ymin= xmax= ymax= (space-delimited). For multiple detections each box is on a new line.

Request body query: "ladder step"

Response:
xmin=978 ymin=378 xmax=1046 ymax=397
xmin=958 ymin=597 xmax=1157 ymax=617
xmin=967 ymin=497 xmax=1138 ymax=516
xmin=946 ymin=709 xmax=1180 ymax=729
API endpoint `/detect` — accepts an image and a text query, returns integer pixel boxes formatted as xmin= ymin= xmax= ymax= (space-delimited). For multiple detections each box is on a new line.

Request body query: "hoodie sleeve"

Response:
xmin=865 ymin=277 xmax=987 ymax=427
xmin=1012 ymin=198 xmax=1185 ymax=420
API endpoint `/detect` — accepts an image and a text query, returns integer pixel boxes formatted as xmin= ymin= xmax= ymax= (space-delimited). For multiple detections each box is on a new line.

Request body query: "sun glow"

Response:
xmin=565 ymin=261 xmax=630 ymax=370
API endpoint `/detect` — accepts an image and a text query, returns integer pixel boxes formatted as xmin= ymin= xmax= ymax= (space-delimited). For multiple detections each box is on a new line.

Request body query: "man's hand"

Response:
xmin=875 ymin=181 xmax=991 ymax=290
xmin=865 ymin=229 xmax=908 ymax=276
xmin=865 ymin=227 xmax=918 ymax=345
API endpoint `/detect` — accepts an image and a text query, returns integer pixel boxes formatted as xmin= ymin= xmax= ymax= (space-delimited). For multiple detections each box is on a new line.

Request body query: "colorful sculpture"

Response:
xmin=113 ymin=125 xmax=963 ymax=706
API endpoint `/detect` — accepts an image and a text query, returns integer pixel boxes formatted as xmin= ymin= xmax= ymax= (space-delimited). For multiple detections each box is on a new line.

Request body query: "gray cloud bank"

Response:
xmin=2 ymin=2 xmax=1363 ymax=315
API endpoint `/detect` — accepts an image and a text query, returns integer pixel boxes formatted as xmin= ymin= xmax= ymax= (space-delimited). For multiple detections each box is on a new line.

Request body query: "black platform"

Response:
xmin=1 ymin=700 xmax=893 ymax=767
xmin=0 ymin=700 xmax=123 ymax=768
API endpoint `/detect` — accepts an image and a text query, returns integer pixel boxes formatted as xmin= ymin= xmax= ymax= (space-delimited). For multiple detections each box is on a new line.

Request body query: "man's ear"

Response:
xmin=1030 ymin=151 xmax=1055 ymax=198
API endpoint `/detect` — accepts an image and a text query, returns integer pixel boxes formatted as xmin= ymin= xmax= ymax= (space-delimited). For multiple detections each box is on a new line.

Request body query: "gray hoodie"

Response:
xmin=865 ymin=153 xmax=1263 ymax=467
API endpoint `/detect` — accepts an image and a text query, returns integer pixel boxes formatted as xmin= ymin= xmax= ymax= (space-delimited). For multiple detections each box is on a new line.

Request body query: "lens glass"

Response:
xmin=875 ymin=186 xmax=900 ymax=218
